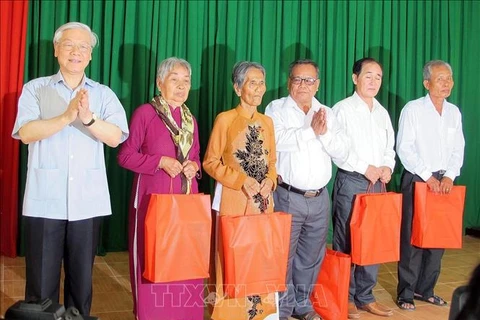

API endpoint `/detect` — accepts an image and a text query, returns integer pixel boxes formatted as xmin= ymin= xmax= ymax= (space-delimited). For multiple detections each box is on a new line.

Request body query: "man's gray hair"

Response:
xmin=423 ymin=60 xmax=453 ymax=80
xmin=53 ymin=22 xmax=98 ymax=48
xmin=156 ymin=57 xmax=192 ymax=82
xmin=232 ymin=61 xmax=266 ymax=89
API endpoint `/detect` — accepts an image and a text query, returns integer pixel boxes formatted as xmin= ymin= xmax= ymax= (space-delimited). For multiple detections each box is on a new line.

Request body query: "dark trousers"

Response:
xmin=332 ymin=169 xmax=383 ymax=306
xmin=397 ymin=171 xmax=445 ymax=300
xmin=274 ymin=186 xmax=330 ymax=317
xmin=24 ymin=216 xmax=102 ymax=315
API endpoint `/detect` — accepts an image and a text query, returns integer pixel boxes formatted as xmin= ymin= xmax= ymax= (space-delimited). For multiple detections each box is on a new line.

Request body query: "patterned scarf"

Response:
xmin=150 ymin=95 xmax=194 ymax=193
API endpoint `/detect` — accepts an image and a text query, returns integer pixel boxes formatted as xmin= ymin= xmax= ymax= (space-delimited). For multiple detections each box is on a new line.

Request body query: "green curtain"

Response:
xmin=19 ymin=0 xmax=480 ymax=253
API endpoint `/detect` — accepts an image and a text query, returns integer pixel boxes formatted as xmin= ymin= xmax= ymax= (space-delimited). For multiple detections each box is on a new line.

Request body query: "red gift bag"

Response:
xmin=143 ymin=193 xmax=212 ymax=282
xmin=350 ymin=190 xmax=402 ymax=265
xmin=311 ymin=249 xmax=351 ymax=320
xmin=411 ymin=182 xmax=466 ymax=249
xmin=221 ymin=212 xmax=292 ymax=298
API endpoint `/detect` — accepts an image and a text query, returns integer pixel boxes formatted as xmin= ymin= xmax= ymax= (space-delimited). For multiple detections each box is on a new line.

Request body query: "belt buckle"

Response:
xmin=304 ymin=190 xmax=317 ymax=198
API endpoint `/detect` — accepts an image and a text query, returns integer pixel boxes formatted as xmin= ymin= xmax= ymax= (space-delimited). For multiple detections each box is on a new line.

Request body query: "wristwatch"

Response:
xmin=83 ymin=113 xmax=97 ymax=127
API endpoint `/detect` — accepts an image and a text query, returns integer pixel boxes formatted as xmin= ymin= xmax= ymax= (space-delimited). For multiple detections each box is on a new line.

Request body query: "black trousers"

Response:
xmin=396 ymin=171 xmax=445 ymax=300
xmin=24 ymin=216 xmax=102 ymax=315
xmin=332 ymin=169 xmax=384 ymax=306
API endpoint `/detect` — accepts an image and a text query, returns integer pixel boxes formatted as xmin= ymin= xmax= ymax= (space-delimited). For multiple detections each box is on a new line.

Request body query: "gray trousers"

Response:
xmin=24 ymin=216 xmax=102 ymax=315
xmin=397 ymin=170 xmax=445 ymax=300
xmin=273 ymin=185 xmax=330 ymax=317
xmin=332 ymin=169 xmax=383 ymax=306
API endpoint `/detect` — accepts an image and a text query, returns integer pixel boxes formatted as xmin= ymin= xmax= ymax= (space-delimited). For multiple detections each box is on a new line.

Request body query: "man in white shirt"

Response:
xmin=265 ymin=59 xmax=348 ymax=320
xmin=332 ymin=58 xmax=395 ymax=318
xmin=396 ymin=60 xmax=465 ymax=311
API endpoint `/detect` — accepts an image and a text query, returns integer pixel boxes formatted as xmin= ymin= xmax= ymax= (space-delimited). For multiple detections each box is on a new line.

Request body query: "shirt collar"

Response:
xmin=235 ymin=105 xmax=259 ymax=120
xmin=49 ymin=70 xmax=96 ymax=89
xmin=286 ymin=95 xmax=322 ymax=112
xmin=425 ymin=93 xmax=448 ymax=110
xmin=352 ymin=91 xmax=380 ymax=111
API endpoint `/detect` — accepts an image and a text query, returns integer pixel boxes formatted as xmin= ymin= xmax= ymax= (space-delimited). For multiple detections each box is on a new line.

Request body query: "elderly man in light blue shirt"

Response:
xmin=11 ymin=22 xmax=128 ymax=316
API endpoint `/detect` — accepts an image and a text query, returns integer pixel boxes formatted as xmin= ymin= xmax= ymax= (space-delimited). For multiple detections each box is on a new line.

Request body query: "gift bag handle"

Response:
xmin=366 ymin=182 xmax=387 ymax=193
xmin=243 ymin=197 xmax=268 ymax=216
xmin=168 ymin=177 xmax=192 ymax=195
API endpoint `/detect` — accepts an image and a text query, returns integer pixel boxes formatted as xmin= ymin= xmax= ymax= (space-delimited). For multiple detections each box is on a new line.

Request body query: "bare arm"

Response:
xmin=78 ymin=89 xmax=122 ymax=147
xmin=18 ymin=92 xmax=79 ymax=144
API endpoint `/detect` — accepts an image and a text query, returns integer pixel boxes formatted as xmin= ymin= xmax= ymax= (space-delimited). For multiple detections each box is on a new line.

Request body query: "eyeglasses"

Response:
xmin=290 ymin=76 xmax=318 ymax=86
xmin=59 ymin=41 xmax=92 ymax=53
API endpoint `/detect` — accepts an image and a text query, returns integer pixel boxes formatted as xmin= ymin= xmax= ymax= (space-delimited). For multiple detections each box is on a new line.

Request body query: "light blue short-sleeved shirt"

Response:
xmin=12 ymin=71 xmax=129 ymax=221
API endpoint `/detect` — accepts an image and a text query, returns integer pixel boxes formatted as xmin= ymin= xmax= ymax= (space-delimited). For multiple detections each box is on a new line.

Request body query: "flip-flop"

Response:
xmin=413 ymin=293 xmax=448 ymax=306
xmin=396 ymin=297 xmax=416 ymax=311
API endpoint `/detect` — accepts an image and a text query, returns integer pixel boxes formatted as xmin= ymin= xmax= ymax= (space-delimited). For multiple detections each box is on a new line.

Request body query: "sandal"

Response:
xmin=294 ymin=311 xmax=323 ymax=320
xmin=413 ymin=293 xmax=448 ymax=306
xmin=396 ymin=297 xmax=416 ymax=311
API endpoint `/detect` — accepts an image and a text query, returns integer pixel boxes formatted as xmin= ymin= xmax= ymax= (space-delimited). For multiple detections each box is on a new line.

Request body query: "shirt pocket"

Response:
xmin=373 ymin=118 xmax=388 ymax=149
xmin=446 ymin=128 xmax=456 ymax=147
xmin=27 ymin=168 xmax=65 ymax=200
xmin=82 ymin=168 xmax=108 ymax=200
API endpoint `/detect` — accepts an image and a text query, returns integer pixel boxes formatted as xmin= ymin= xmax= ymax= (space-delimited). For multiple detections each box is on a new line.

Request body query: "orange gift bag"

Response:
xmin=350 ymin=188 xmax=402 ymax=265
xmin=311 ymin=249 xmax=351 ymax=320
xmin=411 ymin=182 xmax=466 ymax=249
xmin=221 ymin=212 xmax=292 ymax=298
xmin=143 ymin=193 xmax=212 ymax=282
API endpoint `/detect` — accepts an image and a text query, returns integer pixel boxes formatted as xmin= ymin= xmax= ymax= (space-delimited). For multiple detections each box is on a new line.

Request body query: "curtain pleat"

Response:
xmin=0 ymin=0 xmax=28 ymax=257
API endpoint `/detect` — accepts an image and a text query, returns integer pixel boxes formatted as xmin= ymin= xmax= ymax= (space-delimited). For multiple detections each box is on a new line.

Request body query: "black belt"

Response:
xmin=337 ymin=168 xmax=366 ymax=179
xmin=278 ymin=181 xmax=324 ymax=198
xmin=406 ymin=170 xmax=446 ymax=177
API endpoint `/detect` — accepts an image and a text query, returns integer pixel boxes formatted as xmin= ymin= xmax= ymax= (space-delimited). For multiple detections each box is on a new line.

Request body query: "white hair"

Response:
xmin=231 ymin=61 xmax=266 ymax=89
xmin=53 ymin=22 xmax=98 ymax=48
xmin=156 ymin=57 xmax=192 ymax=82
xmin=423 ymin=60 xmax=453 ymax=80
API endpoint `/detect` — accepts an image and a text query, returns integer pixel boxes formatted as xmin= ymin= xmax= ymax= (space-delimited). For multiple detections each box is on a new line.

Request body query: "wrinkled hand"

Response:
xmin=440 ymin=176 xmax=453 ymax=194
xmin=242 ymin=177 xmax=260 ymax=199
xmin=63 ymin=91 xmax=81 ymax=124
xmin=364 ymin=165 xmax=382 ymax=184
xmin=311 ymin=108 xmax=327 ymax=136
xmin=379 ymin=166 xmax=392 ymax=184
xmin=77 ymin=89 xmax=93 ymax=124
xmin=159 ymin=156 xmax=183 ymax=178
xmin=426 ymin=176 xmax=441 ymax=193
xmin=259 ymin=178 xmax=274 ymax=198
xmin=182 ymin=160 xmax=198 ymax=180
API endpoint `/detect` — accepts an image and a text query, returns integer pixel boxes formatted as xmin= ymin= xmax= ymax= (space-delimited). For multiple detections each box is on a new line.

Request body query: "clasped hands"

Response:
xmin=242 ymin=176 xmax=273 ymax=199
xmin=160 ymin=157 xmax=198 ymax=180
xmin=364 ymin=165 xmax=392 ymax=185
xmin=63 ymin=89 xmax=95 ymax=125
xmin=426 ymin=176 xmax=453 ymax=194
xmin=311 ymin=108 xmax=327 ymax=135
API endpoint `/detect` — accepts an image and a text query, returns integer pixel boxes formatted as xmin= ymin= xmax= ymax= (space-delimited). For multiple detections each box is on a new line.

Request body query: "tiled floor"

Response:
xmin=1 ymin=236 xmax=479 ymax=319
